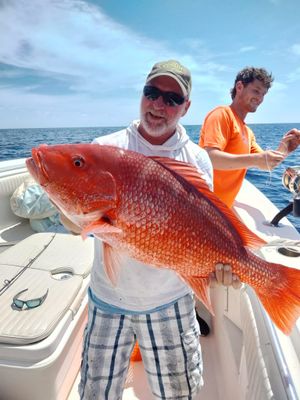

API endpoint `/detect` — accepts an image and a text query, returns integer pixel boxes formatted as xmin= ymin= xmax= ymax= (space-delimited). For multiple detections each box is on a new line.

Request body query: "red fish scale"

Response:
xmin=105 ymin=153 xmax=282 ymax=292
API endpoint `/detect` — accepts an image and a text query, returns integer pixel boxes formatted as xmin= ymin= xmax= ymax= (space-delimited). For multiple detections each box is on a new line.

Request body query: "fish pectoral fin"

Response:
xmin=81 ymin=218 xmax=123 ymax=286
xmin=102 ymin=242 xmax=122 ymax=286
xmin=183 ymin=276 xmax=214 ymax=315
xmin=81 ymin=218 xmax=122 ymax=239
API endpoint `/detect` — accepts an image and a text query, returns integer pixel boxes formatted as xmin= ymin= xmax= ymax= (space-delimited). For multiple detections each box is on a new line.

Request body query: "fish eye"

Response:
xmin=72 ymin=156 xmax=85 ymax=168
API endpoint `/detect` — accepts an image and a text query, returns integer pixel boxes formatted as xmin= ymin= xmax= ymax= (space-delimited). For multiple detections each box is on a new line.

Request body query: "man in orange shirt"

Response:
xmin=199 ymin=66 xmax=300 ymax=208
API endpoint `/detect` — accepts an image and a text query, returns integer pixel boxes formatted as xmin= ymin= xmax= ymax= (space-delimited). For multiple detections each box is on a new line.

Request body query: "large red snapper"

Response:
xmin=26 ymin=144 xmax=300 ymax=334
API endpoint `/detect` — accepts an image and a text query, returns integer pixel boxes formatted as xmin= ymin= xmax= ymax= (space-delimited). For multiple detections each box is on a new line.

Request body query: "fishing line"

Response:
xmin=264 ymin=140 xmax=289 ymax=188
xmin=0 ymin=233 xmax=56 ymax=296
xmin=264 ymin=148 xmax=273 ymax=188
xmin=279 ymin=140 xmax=289 ymax=156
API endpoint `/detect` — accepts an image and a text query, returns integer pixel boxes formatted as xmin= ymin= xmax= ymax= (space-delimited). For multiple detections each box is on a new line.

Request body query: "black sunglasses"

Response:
xmin=13 ymin=288 xmax=49 ymax=310
xmin=143 ymin=85 xmax=186 ymax=107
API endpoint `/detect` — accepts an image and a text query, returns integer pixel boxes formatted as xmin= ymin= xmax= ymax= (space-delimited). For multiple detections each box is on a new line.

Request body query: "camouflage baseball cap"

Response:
xmin=146 ymin=59 xmax=192 ymax=97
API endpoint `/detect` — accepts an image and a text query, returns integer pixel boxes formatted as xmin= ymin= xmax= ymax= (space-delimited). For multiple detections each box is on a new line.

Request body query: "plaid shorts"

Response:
xmin=79 ymin=293 xmax=203 ymax=399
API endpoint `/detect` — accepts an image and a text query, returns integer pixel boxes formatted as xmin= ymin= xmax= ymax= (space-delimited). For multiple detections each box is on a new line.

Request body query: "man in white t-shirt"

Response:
xmin=61 ymin=60 xmax=240 ymax=400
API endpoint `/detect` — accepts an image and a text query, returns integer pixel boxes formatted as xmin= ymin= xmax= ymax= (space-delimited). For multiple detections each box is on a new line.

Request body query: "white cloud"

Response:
xmin=290 ymin=44 xmax=300 ymax=56
xmin=287 ymin=67 xmax=300 ymax=83
xmin=0 ymin=0 xmax=166 ymax=94
xmin=239 ymin=46 xmax=256 ymax=53
xmin=4 ymin=0 xmax=294 ymax=127
xmin=0 ymin=84 xmax=138 ymax=128
xmin=271 ymin=81 xmax=288 ymax=91
xmin=0 ymin=0 xmax=235 ymax=128
xmin=0 ymin=0 xmax=233 ymax=96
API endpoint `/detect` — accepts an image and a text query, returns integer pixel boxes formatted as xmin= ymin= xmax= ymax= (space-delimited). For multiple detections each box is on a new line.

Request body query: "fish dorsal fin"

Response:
xmin=150 ymin=156 xmax=266 ymax=249
xmin=150 ymin=157 xmax=211 ymax=192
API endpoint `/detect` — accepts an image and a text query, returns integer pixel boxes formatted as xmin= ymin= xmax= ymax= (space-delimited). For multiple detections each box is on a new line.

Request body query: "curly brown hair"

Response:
xmin=230 ymin=67 xmax=274 ymax=99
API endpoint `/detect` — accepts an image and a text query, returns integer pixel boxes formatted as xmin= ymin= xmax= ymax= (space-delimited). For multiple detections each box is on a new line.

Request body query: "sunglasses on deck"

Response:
xmin=13 ymin=288 xmax=49 ymax=310
xmin=143 ymin=85 xmax=186 ymax=107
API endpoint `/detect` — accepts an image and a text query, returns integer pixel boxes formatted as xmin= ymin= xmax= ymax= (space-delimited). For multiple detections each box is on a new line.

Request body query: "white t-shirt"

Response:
xmin=90 ymin=120 xmax=213 ymax=311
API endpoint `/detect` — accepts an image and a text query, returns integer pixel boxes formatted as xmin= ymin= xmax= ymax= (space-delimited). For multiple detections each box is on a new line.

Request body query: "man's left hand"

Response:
xmin=209 ymin=263 xmax=242 ymax=289
xmin=278 ymin=128 xmax=300 ymax=155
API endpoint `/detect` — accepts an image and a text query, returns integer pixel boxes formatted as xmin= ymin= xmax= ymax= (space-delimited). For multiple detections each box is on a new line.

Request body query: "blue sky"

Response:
xmin=0 ymin=0 xmax=300 ymax=128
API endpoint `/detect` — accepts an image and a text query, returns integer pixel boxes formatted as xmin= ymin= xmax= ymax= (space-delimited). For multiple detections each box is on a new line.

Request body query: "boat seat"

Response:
xmin=0 ymin=232 xmax=93 ymax=277
xmin=0 ymin=232 xmax=94 ymax=345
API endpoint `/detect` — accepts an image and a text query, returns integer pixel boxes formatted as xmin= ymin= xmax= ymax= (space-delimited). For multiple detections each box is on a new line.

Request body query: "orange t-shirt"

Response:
xmin=199 ymin=106 xmax=262 ymax=208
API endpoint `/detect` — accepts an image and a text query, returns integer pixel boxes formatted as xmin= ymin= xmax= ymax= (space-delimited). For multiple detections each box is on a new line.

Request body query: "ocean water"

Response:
xmin=0 ymin=123 xmax=299 ymax=232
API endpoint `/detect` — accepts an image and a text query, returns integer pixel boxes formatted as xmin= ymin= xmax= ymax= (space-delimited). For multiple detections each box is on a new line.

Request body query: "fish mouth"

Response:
xmin=26 ymin=146 xmax=50 ymax=186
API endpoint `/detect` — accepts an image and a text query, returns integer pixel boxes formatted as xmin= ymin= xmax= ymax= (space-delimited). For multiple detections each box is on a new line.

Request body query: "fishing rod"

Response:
xmin=0 ymin=234 xmax=56 ymax=296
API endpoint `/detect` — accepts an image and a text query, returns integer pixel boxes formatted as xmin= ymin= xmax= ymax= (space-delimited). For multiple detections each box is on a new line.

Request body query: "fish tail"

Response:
xmin=130 ymin=341 xmax=142 ymax=362
xmin=255 ymin=264 xmax=300 ymax=334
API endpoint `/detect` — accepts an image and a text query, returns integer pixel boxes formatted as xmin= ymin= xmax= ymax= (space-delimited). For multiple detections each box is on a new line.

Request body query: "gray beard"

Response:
xmin=141 ymin=115 xmax=168 ymax=137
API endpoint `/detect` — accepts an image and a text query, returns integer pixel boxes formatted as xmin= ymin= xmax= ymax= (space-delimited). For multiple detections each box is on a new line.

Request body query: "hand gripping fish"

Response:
xmin=26 ymin=144 xmax=300 ymax=335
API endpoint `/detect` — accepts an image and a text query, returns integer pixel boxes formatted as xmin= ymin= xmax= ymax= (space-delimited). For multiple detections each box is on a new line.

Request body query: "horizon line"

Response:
xmin=1 ymin=122 xmax=300 ymax=130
